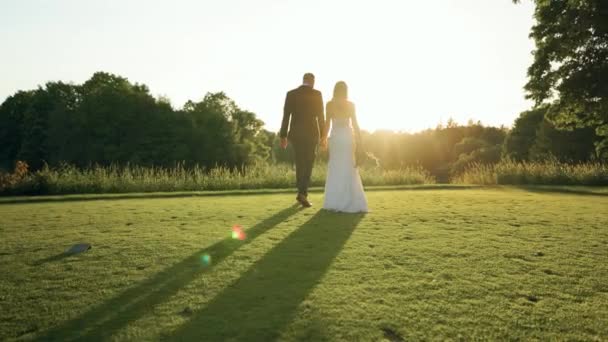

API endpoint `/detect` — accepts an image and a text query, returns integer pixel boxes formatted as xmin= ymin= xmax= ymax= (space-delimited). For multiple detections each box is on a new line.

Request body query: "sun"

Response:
xmin=313 ymin=73 xmax=433 ymax=133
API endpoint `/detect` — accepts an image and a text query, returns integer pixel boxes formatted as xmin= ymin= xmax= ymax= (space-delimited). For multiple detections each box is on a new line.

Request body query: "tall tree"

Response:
xmin=503 ymin=107 xmax=546 ymax=161
xmin=514 ymin=0 xmax=608 ymax=158
xmin=0 ymin=91 xmax=34 ymax=170
xmin=529 ymin=117 xmax=598 ymax=162
xmin=45 ymin=81 xmax=82 ymax=166
xmin=17 ymin=89 xmax=53 ymax=170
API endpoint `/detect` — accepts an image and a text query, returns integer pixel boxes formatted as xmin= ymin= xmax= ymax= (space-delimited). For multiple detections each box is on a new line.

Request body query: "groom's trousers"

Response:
xmin=292 ymin=140 xmax=317 ymax=197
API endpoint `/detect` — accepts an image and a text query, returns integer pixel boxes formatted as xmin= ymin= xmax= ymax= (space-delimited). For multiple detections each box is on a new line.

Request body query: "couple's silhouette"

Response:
xmin=280 ymin=73 xmax=368 ymax=213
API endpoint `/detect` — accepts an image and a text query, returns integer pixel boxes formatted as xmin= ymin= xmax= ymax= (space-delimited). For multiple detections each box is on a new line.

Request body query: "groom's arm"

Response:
xmin=316 ymin=91 xmax=326 ymax=140
xmin=280 ymin=91 xmax=292 ymax=139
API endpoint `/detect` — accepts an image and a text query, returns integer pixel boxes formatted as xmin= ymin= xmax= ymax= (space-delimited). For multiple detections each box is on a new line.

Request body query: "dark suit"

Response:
xmin=280 ymin=85 xmax=325 ymax=196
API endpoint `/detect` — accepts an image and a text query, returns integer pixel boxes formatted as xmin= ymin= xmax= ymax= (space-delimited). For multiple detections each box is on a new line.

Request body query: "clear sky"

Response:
xmin=0 ymin=0 xmax=535 ymax=133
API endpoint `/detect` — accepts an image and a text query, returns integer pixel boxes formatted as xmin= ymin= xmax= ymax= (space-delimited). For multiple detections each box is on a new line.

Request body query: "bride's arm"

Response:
xmin=351 ymin=103 xmax=361 ymax=142
xmin=323 ymin=102 xmax=332 ymax=139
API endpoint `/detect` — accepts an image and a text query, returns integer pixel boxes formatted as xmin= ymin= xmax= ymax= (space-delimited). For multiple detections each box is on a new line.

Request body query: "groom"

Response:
xmin=280 ymin=73 xmax=326 ymax=208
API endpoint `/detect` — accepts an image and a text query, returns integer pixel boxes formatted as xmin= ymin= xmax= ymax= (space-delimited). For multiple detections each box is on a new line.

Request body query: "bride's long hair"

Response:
xmin=332 ymin=81 xmax=348 ymax=101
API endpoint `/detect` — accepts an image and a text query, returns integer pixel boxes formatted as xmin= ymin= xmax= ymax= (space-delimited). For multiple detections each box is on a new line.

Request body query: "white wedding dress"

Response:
xmin=323 ymin=116 xmax=368 ymax=213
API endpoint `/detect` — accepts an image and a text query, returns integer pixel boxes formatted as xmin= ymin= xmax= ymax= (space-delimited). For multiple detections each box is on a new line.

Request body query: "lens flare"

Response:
xmin=232 ymin=225 xmax=246 ymax=241
xmin=200 ymin=253 xmax=211 ymax=266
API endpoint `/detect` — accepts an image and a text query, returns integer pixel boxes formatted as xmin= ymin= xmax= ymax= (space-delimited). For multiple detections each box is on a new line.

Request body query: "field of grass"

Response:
xmin=1 ymin=188 xmax=607 ymax=340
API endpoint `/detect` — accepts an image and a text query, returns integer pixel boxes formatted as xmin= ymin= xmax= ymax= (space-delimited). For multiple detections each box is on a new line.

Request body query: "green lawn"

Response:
xmin=1 ymin=188 xmax=607 ymax=341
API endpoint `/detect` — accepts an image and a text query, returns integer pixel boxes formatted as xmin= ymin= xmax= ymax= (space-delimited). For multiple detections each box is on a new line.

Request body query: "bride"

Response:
xmin=321 ymin=81 xmax=368 ymax=213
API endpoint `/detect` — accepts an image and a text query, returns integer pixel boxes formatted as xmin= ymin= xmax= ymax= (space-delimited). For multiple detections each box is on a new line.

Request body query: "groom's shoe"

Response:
xmin=296 ymin=194 xmax=312 ymax=208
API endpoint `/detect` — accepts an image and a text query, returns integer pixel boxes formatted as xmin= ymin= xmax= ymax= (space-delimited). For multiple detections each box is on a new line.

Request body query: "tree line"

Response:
xmin=0 ymin=72 xmax=273 ymax=171
xmin=0 ymin=71 xmax=601 ymax=183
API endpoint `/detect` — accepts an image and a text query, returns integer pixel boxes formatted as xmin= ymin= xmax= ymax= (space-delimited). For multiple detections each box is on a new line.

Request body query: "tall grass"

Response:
xmin=0 ymin=162 xmax=435 ymax=196
xmin=453 ymin=160 xmax=608 ymax=185
xmin=5 ymin=159 xmax=604 ymax=196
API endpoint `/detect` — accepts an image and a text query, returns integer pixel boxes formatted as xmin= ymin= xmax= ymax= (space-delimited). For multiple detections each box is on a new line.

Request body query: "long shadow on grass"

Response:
xmin=166 ymin=209 xmax=364 ymax=341
xmin=32 ymin=253 xmax=72 ymax=266
xmin=516 ymin=185 xmax=608 ymax=197
xmin=38 ymin=204 xmax=302 ymax=341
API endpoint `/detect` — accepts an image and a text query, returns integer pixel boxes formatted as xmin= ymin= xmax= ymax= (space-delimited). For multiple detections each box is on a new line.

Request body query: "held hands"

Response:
xmin=320 ymin=137 xmax=328 ymax=150
xmin=281 ymin=137 xmax=328 ymax=150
